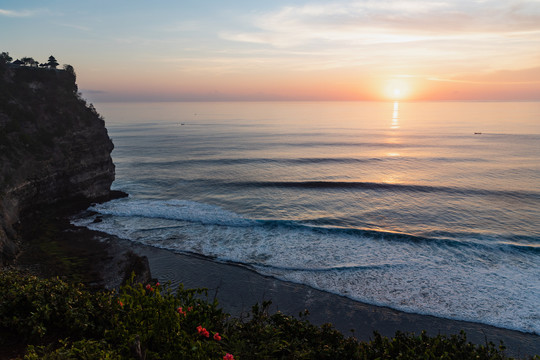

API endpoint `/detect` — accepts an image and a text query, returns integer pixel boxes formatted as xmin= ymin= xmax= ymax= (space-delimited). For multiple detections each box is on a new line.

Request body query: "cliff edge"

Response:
xmin=0 ymin=62 xmax=115 ymax=265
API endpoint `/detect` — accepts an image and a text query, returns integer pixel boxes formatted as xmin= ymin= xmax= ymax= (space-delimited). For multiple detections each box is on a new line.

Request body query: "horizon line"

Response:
xmin=87 ymin=98 xmax=540 ymax=104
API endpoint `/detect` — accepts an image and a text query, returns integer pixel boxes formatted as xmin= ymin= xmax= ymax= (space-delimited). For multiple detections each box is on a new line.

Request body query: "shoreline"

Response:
xmin=10 ymin=221 xmax=540 ymax=358
xmin=125 ymin=240 xmax=540 ymax=358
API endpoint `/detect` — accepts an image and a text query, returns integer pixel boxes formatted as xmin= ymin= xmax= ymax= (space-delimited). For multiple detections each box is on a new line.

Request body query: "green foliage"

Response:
xmin=226 ymin=302 xmax=362 ymax=359
xmin=106 ymin=276 xmax=228 ymax=359
xmin=24 ymin=339 xmax=121 ymax=360
xmin=0 ymin=271 xmax=535 ymax=360
xmin=0 ymin=272 xmax=233 ymax=360
xmin=359 ymin=330 xmax=511 ymax=360
xmin=0 ymin=271 xmax=116 ymax=341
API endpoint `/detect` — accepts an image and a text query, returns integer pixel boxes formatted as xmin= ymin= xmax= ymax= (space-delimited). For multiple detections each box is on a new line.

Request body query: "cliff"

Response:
xmin=0 ymin=63 xmax=115 ymax=265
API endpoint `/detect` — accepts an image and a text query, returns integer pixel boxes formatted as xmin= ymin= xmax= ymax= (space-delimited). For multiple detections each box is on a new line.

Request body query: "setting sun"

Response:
xmin=384 ymin=78 xmax=412 ymax=100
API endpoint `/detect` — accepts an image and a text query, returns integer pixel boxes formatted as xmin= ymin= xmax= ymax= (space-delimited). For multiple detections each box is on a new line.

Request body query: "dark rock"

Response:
xmin=0 ymin=64 xmax=114 ymax=265
xmin=122 ymin=251 xmax=153 ymax=285
xmin=92 ymin=216 xmax=103 ymax=223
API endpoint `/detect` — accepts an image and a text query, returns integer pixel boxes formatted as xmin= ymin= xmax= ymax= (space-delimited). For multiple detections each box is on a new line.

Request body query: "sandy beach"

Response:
xmin=122 ymin=239 xmax=540 ymax=358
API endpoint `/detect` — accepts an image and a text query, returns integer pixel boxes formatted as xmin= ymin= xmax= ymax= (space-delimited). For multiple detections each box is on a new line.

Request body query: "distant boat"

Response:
xmin=474 ymin=132 xmax=482 ymax=135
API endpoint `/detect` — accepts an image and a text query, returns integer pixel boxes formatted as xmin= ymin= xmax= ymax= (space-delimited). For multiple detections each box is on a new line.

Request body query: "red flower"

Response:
xmin=197 ymin=325 xmax=209 ymax=337
xmin=213 ymin=332 xmax=222 ymax=341
xmin=145 ymin=284 xmax=153 ymax=291
xmin=177 ymin=307 xmax=187 ymax=316
xmin=187 ymin=306 xmax=193 ymax=312
xmin=223 ymin=354 xmax=234 ymax=360
xmin=156 ymin=282 xmax=160 ymax=287
xmin=118 ymin=300 xmax=124 ymax=307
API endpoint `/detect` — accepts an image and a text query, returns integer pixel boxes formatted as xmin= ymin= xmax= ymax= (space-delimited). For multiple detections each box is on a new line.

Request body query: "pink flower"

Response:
xmin=213 ymin=332 xmax=222 ymax=341
xmin=187 ymin=306 xmax=193 ymax=312
xmin=177 ymin=307 xmax=187 ymax=316
xmin=156 ymin=282 xmax=160 ymax=287
xmin=145 ymin=284 xmax=153 ymax=291
xmin=223 ymin=354 xmax=234 ymax=360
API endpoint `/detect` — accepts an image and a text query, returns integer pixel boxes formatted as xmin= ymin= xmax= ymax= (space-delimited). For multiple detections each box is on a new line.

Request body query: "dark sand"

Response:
xmin=125 ymin=241 xmax=540 ymax=358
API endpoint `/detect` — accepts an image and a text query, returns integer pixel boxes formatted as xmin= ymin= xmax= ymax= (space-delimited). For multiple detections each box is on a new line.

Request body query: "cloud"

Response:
xmin=0 ymin=7 xmax=55 ymax=18
xmin=449 ymin=66 xmax=540 ymax=84
xmin=214 ymin=0 xmax=540 ymax=79
xmin=0 ymin=8 xmax=37 ymax=17
xmin=221 ymin=0 xmax=540 ymax=48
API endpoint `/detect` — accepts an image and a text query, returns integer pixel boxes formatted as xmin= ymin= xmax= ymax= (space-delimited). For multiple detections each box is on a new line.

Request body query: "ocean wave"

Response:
xmin=88 ymin=198 xmax=539 ymax=255
xmin=231 ymin=180 xmax=540 ymax=200
xmin=77 ymin=198 xmax=540 ymax=334
xmin=89 ymin=199 xmax=254 ymax=227
xmin=241 ymin=261 xmax=409 ymax=273
xmin=133 ymin=156 xmax=489 ymax=168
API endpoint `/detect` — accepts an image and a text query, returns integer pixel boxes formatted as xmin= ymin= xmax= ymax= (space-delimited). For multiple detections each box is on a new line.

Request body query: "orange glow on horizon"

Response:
xmin=78 ymin=64 xmax=540 ymax=103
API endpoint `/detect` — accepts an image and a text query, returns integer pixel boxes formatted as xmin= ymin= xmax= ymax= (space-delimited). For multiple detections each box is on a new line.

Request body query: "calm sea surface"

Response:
xmin=74 ymin=101 xmax=540 ymax=334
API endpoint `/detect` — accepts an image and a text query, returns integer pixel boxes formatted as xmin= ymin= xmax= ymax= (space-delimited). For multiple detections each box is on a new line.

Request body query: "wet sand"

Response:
xmin=127 ymin=241 xmax=540 ymax=358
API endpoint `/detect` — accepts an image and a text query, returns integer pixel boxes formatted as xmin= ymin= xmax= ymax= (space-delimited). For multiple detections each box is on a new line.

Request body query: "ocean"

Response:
xmin=73 ymin=101 xmax=540 ymax=334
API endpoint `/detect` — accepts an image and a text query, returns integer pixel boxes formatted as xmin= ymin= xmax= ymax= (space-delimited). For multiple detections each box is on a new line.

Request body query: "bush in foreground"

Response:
xmin=0 ymin=271 xmax=536 ymax=359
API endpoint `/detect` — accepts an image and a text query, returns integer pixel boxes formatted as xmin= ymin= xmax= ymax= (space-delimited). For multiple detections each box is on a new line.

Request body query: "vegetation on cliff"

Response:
xmin=1 ymin=271 xmax=534 ymax=360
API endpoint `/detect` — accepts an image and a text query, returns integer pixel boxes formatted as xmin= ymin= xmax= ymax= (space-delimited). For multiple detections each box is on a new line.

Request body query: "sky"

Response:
xmin=1 ymin=0 xmax=540 ymax=102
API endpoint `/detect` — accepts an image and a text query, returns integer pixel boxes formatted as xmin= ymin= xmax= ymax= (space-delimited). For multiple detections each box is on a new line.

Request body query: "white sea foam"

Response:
xmin=88 ymin=198 xmax=253 ymax=227
xmin=74 ymin=198 xmax=540 ymax=334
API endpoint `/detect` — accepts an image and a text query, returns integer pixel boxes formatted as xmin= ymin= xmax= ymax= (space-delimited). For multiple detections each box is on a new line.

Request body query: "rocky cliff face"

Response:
xmin=0 ymin=64 xmax=115 ymax=265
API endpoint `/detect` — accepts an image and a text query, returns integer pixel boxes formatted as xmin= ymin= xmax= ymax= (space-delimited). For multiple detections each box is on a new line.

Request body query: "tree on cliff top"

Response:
xmin=63 ymin=64 xmax=76 ymax=79
xmin=0 ymin=52 xmax=12 ymax=64
xmin=21 ymin=57 xmax=38 ymax=67
xmin=47 ymin=55 xmax=59 ymax=69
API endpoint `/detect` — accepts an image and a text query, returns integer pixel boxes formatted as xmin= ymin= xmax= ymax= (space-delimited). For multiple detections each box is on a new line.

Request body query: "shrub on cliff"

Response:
xmin=0 ymin=52 xmax=13 ymax=64
xmin=0 ymin=271 xmax=115 ymax=341
xmin=0 ymin=271 xmax=533 ymax=360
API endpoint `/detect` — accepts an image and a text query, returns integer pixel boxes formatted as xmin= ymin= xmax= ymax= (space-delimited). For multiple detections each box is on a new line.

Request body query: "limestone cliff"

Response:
xmin=0 ymin=63 xmax=115 ymax=265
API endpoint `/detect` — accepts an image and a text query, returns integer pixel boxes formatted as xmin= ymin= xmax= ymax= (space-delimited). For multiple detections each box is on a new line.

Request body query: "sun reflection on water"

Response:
xmin=386 ymin=101 xmax=402 ymax=157
xmin=391 ymin=101 xmax=400 ymax=129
